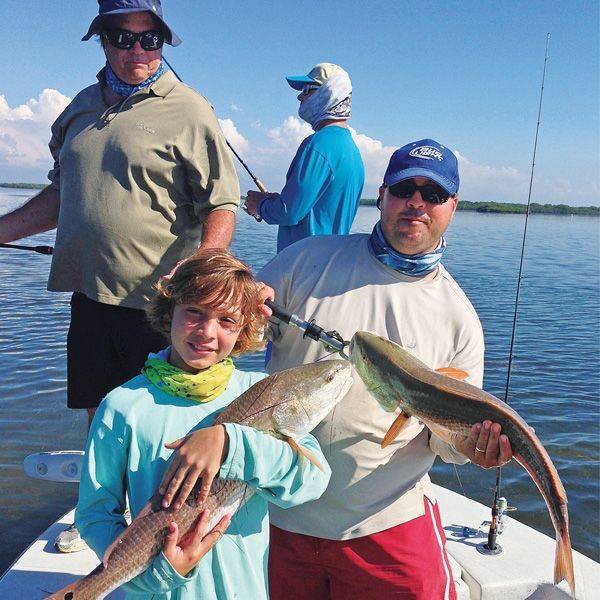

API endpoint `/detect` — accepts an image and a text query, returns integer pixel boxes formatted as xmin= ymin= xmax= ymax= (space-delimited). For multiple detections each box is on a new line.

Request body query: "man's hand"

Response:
xmin=244 ymin=190 xmax=267 ymax=217
xmin=452 ymin=420 xmax=513 ymax=468
xmin=163 ymin=510 xmax=231 ymax=576
xmin=257 ymin=282 xmax=274 ymax=319
xmin=160 ymin=426 xmax=229 ymax=510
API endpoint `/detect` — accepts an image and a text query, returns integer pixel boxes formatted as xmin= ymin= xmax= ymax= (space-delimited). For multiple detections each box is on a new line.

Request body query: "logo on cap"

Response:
xmin=409 ymin=146 xmax=443 ymax=161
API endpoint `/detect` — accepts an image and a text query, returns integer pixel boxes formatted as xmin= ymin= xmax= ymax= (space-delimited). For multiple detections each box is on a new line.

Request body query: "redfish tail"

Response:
xmin=45 ymin=581 xmax=78 ymax=599
xmin=554 ymin=525 xmax=575 ymax=599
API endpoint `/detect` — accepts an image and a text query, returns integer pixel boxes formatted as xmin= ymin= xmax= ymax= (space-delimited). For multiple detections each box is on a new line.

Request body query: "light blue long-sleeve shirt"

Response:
xmin=75 ymin=366 xmax=331 ymax=600
xmin=258 ymin=125 xmax=364 ymax=252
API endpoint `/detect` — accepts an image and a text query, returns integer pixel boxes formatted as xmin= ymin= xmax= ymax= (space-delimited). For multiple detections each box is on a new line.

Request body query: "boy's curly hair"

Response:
xmin=147 ymin=249 xmax=267 ymax=356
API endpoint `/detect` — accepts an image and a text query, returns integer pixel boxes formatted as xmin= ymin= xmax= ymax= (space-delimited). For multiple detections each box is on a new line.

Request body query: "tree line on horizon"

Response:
xmin=359 ymin=197 xmax=599 ymax=216
xmin=2 ymin=183 xmax=598 ymax=216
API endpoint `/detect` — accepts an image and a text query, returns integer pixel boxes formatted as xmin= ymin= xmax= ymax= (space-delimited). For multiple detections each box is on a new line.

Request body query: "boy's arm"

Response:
xmin=75 ymin=411 xmax=129 ymax=561
xmin=219 ymin=423 xmax=331 ymax=508
xmin=76 ymin=404 xmax=203 ymax=594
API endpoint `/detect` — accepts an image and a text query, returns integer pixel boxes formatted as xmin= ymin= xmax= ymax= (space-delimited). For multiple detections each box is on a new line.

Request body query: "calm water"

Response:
xmin=0 ymin=188 xmax=598 ymax=572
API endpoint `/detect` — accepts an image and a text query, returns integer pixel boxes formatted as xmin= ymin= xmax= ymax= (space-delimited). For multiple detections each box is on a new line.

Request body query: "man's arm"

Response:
xmin=255 ymin=148 xmax=332 ymax=226
xmin=199 ymin=209 xmax=235 ymax=249
xmin=0 ymin=185 xmax=60 ymax=243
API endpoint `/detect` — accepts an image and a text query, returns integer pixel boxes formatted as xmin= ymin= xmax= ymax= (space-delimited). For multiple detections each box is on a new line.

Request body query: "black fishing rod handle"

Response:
xmin=264 ymin=299 xmax=293 ymax=325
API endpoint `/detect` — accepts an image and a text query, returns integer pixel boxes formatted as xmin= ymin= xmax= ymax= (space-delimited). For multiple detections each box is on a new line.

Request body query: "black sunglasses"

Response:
xmin=387 ymin=180 xmax=451 ymax=204
xmin=103 ymin=28 xmax=164 ymax=51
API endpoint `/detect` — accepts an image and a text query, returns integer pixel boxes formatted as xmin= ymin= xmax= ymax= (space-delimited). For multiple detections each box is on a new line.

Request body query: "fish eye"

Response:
xmin=327 ymin=372 xmax=335 ymax=382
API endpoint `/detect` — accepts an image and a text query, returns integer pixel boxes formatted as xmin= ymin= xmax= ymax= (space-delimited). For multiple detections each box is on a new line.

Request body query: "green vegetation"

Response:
xmin=359 ymin=198 xmax=599 ymax=216
xmin=0 ymin=183 xmax=46 ymax=190
xmin=457 ymin=200 xmax=599 ymax=216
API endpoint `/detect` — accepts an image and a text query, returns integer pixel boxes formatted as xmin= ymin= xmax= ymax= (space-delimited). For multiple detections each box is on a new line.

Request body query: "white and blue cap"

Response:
xmin=384 ymin=139 xmax=459 ymax=195
xmin=82 ymin=0 xmax=182 ymax=46
xmin=286 ymin=63 xmax=349 ymax=91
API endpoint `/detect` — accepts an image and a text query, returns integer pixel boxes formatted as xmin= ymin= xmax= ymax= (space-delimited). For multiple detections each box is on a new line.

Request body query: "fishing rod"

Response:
xmin=264 ymin=299 xmax=348 ymax=355
xmin=162 ymin=56 xmax=265 ymax=221
xmin=483 ymin=33 xmax=551 ymax=556
xmin=0 ymin=242 xmax=53 ymax=255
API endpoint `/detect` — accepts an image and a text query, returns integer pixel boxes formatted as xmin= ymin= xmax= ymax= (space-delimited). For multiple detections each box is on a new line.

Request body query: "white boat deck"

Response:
xmin=0 ymin=485 xmax=597 ymax=599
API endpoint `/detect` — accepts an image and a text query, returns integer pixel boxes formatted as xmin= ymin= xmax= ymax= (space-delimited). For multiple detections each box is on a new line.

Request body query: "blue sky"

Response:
xmin=0 ymin=0 xmax=598 ymax=205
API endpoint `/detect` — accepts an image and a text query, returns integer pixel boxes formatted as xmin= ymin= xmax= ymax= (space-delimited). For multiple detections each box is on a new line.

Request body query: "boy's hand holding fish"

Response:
xmin=160 ymin=426 xmax=230 ymax=510
xmin=163 ymin=510 xmax=231 ymax=577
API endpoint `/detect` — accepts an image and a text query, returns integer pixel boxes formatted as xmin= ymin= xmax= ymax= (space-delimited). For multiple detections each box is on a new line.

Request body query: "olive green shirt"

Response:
xmin=47 ymin=69 xmax=240 ymax=309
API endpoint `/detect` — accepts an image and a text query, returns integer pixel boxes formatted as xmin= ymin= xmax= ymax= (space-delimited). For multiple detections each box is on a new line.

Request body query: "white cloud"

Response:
xmin=266 ymin=116 xmax=313 ymax=152
xmin=230 ymin=103 xmax=240 ymax=112
xmin=218 ymin=117 xmax=249 ymax=154
xmin=349 ymin=127 xmax=396 ymax=190
xmin=0 ymin=89 xmax=71 ymax=168
xmin=2 ymin=88 xmax=594 ymax=205
xmin=454 ymin=150 xmax=525 ymax=201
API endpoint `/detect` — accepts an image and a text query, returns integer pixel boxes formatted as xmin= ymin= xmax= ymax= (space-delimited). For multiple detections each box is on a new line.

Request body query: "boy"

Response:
xmin=75 ymin=249 xmax=331 ymax=599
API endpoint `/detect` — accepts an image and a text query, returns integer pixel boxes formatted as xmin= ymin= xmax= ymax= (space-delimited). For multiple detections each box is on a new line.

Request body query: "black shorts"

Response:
xmin=67 ymin=292 xmax=168 ymax=409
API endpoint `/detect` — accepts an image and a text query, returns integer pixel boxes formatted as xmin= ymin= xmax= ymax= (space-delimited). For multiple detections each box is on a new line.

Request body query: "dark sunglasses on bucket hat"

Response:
xmin=82 ymin=0 xmax=182 ymax=47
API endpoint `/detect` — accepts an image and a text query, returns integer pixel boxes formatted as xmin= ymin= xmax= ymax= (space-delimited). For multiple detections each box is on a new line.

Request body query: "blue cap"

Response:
xmin=82 ymin=0 xmax=182 ymax=46
xmin=384 ymin=139 xmax=459 ymax=195
xmin=286 ymin=74 xmax=316 ymax=91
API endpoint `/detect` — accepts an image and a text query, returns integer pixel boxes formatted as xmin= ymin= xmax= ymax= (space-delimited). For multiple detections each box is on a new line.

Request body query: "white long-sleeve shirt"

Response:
xmin=258 ymin=233 xmax=485 ymax=540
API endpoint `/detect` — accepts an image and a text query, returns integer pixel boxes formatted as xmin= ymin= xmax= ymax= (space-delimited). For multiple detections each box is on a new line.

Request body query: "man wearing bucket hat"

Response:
xmin=253 ymin=139 xmax=512 ymax=598
xmin=0 ymin=0 xmax=240 ymax=551
xmin=244 ymin=63 xmax=364 ymax=253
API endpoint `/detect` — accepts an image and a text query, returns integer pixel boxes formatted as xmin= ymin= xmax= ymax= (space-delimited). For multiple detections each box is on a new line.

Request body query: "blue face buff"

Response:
xmin=105 ymin=60 xmax=166 ymax=97
xmin=369 ymin=221 xmax=446 ymax=276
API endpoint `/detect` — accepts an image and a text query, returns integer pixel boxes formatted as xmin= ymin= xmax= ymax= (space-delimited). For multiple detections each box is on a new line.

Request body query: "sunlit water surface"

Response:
xmin=0 ymin=188 xmax=598 ymax=572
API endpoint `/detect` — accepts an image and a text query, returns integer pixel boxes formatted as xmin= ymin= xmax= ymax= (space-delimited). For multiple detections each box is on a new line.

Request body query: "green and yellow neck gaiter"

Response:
xmin=143 ymin=356 xmax=234 ymax=403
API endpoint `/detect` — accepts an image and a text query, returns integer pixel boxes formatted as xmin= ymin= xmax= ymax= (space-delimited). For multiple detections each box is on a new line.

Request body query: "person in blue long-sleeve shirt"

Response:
xmin=245 ymin=63 xmax=365 ymax=253
xmin=75 ymin=249 xmax=331 ymax=599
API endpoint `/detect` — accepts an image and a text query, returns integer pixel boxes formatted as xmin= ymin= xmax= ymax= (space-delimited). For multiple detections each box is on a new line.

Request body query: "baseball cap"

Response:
xmin=82 ymin=0 xmax=182 ymax=46
xmin=384 ymin=139 xmax=459 ymax=195
xmin=286 ymin=63 xmax=349 ymax=90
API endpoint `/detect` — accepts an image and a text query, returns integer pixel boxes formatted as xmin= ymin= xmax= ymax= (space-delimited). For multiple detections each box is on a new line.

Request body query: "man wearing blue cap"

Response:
xmin=244 ymin=63 xmax=364 ymax=253
xmin=0 ymin=0 xmax=240 ymax=552
xmin=256 ymin=139 xmax=512 ymax=599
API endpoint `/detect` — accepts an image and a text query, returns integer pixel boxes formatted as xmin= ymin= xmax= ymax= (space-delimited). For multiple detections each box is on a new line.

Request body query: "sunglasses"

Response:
xmin=103 ymin=28 xmax=164 ymax=51
xmin=387 ymin=180 xmax=451 ymax=204
xmin=301 ymin=83 xmax=320 ymax=95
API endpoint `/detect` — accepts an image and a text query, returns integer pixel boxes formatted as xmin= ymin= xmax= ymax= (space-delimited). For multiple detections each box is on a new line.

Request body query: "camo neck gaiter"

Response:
xmin=104 ymin=60 xmax=166 ymax=97
xmin=143 ymin=350 xmax=234 ymax=403
xmin=369 ymin=221 xmax=446 ymax=277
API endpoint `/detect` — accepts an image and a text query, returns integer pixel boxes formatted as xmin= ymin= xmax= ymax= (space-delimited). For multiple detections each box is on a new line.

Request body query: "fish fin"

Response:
xmin=427 ymin=421 xmax=455 ymax=445
xmin=436 ymin=367 xmax=469 ymax=381
xmin=554 ymin=521 xmax=576 ymax=598
xmin=286 ymin=437 xmax=324 ymax=472
xmin=382 ymin=411 xmax=411 ymax=448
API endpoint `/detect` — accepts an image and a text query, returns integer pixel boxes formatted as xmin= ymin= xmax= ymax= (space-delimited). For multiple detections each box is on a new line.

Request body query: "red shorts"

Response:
xmin=269 ymin=497 xmax=457 ymax=600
